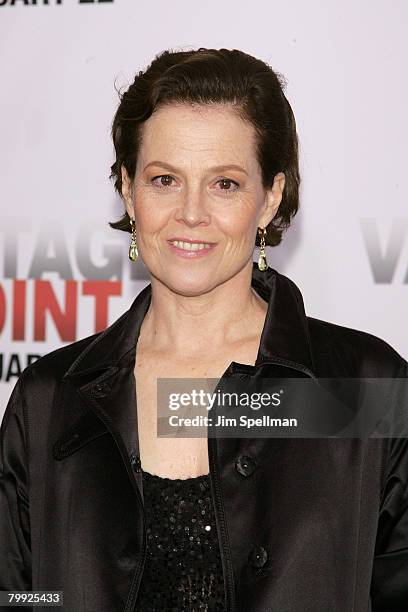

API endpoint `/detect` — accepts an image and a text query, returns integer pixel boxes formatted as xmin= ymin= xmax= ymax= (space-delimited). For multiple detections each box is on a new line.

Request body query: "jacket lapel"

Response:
xmin=53 ymin=283 xmax=151 ymax=469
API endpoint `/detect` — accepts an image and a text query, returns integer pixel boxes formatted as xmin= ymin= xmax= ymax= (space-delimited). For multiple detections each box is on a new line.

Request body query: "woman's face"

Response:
xmin=122 ymin=103 xmax=285 ymax=295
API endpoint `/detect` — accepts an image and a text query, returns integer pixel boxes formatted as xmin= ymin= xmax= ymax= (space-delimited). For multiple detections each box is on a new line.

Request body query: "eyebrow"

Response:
xmin=142 ymin=160 xmax=248 ymax=176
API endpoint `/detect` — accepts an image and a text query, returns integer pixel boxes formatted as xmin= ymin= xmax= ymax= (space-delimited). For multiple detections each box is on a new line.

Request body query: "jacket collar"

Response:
xmin=64 ymin=262 xmax=316 ymax=381
xmin=54 ymin=263 xmax=315 ymax=462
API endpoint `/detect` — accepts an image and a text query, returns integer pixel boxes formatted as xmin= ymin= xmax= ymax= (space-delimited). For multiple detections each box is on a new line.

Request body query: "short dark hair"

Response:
xmin=109 ymin=47 xmax=300 ymax=247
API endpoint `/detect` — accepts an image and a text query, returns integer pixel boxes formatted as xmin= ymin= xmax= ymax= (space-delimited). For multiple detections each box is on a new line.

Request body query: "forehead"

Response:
xmin=137 ymin=102 xmax=258 ymax=170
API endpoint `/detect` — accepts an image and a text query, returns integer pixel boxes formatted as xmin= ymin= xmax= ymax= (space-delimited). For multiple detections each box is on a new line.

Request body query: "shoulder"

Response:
xmin=1 ymin=329 xmax=110 ymax=439
xmin=18 ymin=305 xmax=131 ymax=389
xmin=19 ymin=331 xmax=103 ymax=390
xmin=306 ymin=315 xmax=407 ymax=377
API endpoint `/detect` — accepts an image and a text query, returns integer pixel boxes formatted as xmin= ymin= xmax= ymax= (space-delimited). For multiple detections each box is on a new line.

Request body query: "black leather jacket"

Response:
xmin=1 ymin=263 xmax=407 ymax=611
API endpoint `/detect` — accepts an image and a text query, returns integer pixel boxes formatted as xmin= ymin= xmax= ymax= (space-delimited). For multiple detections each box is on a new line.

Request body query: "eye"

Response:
xmin=151 ymin=175 xmax=176 ymax=189
xmin=215 ymin=178 xmax=239 ymax=193
xmin=150 ymin=174 xmax=239 ymax=193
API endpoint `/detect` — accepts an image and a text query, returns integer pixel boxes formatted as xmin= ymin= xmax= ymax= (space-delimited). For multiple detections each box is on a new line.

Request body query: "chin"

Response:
xmin=156 ymin=265 xmax=219 ymax=297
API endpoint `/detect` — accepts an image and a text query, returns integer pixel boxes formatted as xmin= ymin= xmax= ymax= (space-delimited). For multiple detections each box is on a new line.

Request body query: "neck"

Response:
xmin=138 ymin=261 xmax=268 ymax=357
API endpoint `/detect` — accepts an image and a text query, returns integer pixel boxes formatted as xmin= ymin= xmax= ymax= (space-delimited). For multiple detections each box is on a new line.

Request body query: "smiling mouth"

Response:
xmin=168 ymin=239 xmax=215 ymax=251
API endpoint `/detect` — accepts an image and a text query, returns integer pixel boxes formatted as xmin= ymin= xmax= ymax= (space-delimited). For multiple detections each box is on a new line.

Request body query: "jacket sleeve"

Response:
xmin=0 ymin=376 xmax=32 ymax=590
xmin=371 ymin=361 xmax=408 ymax=610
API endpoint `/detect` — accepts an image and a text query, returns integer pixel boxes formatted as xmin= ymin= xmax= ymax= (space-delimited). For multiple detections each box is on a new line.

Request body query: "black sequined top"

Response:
xmin=135 ymin=469 xmax=226 ymax=612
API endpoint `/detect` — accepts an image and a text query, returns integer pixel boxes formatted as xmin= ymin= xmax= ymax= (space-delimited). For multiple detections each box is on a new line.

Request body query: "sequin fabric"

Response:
xmin=135 ymin=470 xmax=226 ymax=612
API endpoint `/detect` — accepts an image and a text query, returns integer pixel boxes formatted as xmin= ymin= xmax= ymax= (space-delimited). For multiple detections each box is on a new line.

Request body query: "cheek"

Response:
xmin=217 ymin=206 xmax=258 ymax=241
xmin=134 ymin=199 xmax=168 ymax=233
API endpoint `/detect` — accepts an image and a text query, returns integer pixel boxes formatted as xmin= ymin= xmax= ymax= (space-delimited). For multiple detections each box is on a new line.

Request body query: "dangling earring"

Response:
xmin=128 ymin=217 xmax=138 ymax=262
xmin=257 ymin=227 xmax=268 ymax=271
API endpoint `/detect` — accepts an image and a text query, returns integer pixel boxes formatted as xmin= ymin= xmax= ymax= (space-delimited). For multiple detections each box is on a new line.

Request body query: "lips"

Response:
xmin=167 ymin=238 xmax=217 ymax=257
xmin=168 ymin=237 xmax=217 ymax=244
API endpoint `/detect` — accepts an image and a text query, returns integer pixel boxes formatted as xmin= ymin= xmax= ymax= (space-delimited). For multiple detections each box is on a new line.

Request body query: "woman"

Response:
xmin=0 ymin=47 xmax=407 ymax=612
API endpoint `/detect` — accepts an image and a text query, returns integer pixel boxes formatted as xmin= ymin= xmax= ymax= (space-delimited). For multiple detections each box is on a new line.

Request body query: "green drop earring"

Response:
xmin=128 ymin=217 xmax=138 ymax=262
xmin=257 ymin=227 xmax=268 ymax=272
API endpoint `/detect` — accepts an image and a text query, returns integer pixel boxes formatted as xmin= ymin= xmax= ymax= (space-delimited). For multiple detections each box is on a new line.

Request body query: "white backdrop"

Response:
xmin=1 ymin=0 xmax=407 ymax=419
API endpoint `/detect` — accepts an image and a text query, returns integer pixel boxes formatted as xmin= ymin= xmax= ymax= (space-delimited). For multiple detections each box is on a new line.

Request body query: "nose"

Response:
xmin=175 ymin=186 xmax=211 ymax=227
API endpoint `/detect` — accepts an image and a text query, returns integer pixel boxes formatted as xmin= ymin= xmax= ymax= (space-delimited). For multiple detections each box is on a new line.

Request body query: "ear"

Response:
xmin=258 ymin=172 xmax=286 ymax=228
xmin=121 ymin=165 xmax=134 ymax=218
